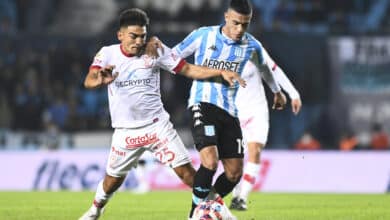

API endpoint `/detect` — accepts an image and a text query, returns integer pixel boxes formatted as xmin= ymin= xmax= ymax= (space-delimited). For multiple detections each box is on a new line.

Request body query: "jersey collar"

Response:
xmin=120 ymin=44 xmax=135 ymax=57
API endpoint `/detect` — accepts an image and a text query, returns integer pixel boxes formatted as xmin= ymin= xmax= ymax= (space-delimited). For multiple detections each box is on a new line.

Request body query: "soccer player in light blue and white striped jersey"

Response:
xmin=172 ymin=0 xmax=287 ymax=219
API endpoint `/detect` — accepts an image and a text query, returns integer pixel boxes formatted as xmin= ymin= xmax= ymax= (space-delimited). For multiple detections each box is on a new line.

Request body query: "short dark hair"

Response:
xmin=119 ymin=8 xmax=149 ymax=28
xmin=229 ymin=0 xmax=252 ymax=15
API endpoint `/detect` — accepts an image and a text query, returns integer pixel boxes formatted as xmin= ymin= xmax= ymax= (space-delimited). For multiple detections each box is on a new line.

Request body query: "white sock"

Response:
xmin=93 ymin=180 xmax=113 ymax=208
xmin=239 ymin=162 xmax=260 ymax=201
xmin=232 ymin=182 xmax=241 ymax=198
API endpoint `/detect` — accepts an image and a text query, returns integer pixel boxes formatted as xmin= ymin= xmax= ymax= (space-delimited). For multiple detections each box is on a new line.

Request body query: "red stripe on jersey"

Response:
xmin=173 ymin=59 xmax=187 ymax=74
xmin=243 ymin=173 xmax=256 ymax=185
xmin=120 ymin=44 xmax=135 ymax=57
xmin=272 ymin=63 xmax=277 ymax=71
xmin=89 ymin=65 xmax=102 ymax=70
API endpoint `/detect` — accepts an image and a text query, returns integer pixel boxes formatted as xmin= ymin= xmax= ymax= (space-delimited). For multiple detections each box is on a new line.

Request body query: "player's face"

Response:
xmin=223 ymin=9 xmax=252 ymax=41
xmin=117 ymin=25 xmax=147 ymax=55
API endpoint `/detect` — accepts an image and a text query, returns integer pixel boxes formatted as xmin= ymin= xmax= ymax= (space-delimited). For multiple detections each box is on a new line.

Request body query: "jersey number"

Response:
xmin=236 ymin=138 xmax=244 ymax=154
xmin=155 ymin=147 xmax=175 ymax=164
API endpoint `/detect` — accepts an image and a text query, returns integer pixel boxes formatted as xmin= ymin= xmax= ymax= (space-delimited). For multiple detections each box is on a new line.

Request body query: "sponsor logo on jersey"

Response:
xmin=125 ymin=133 xmax=158 ymax=149
xmin=234 ymin=47 xmax=244 ymax=57
xmin=208 ymin=45 xmax=217 ymax=51
xmin=111 ymin=146 xmax=126 ymax=156
xmin=193 ymin=112 xmax=202 ymax=118
xmin=194 ymin=119 xmax=203 ymax=127
xmin=115 ymin=78 xmax=153 ymax=87
xmin=191 ymin=104 xmax=201 ymax=111
xmin=202 ymin=58 xmax=240 ymax=72
xmin=204 ymin=125 xmax=215 ymax=136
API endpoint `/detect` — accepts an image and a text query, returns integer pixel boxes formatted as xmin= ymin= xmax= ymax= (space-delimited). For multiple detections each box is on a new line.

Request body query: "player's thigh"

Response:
xmin=189 ymin=103 xmax=219 ymax=151
xmin=217 ymin=113 xmax=244 ymax=159
xmin=106 ymin=128 xmax=148 ymax=177
xmin=240 ymin=108 xmax=269 ymax=147
xmin=151 ymin=117 xmax=192 ymax=169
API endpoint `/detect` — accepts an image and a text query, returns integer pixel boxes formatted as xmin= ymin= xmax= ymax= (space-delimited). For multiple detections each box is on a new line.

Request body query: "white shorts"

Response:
xmin=239 ymin=106 xmax=269 ymax=146
xmin=106 ymin=116 xmax=191 ymax=177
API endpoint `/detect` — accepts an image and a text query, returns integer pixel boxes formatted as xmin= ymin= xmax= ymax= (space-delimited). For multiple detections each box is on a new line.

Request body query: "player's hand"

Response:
xmin=272 ymin=91 xmax=286 ymax=110
xmin=291 ymin=98 xmax=302 ymax=115
xmin=221 ymin=70 xmax=246 ymax=87
xmin=145 ymin=36 xmax=163 ymax=58
xmin=99 ymin=65 xmax=118 ymax=85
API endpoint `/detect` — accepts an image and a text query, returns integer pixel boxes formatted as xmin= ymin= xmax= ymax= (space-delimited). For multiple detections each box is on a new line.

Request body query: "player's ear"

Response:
xmin=117 ymin=30 xmax=123 ymax=41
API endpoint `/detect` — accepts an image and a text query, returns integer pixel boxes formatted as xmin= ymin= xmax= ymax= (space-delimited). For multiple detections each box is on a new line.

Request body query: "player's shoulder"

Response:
xmin=244 ymin=33 xmax=263 ymax=48
xmin=95 ymin=44 xmax=122 ymax=59
xmin=193 ymin=26 xmax=218 ymax=35
xmin=100 ymin=44 xmax=120 ymax=52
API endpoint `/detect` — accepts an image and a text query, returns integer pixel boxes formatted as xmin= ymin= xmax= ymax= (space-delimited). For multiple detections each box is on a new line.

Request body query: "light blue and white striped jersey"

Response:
xmin=173 ymin=25 xmax=280 ymax=117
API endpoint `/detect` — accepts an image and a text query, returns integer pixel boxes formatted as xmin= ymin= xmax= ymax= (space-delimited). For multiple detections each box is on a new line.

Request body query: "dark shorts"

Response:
xmin=190 ymin=102 xmax=243 ymax=159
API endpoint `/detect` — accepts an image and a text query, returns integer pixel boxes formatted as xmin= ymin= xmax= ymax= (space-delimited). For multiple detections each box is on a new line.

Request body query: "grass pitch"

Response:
xmin=0 ymin=191 xmax=389 ymax=220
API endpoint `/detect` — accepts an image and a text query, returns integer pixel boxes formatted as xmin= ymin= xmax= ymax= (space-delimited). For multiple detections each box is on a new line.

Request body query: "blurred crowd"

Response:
xmin=252 ymin=0 xmax=390 ymax=34
xmin=1 ymin=0 xmax=390 ymax=150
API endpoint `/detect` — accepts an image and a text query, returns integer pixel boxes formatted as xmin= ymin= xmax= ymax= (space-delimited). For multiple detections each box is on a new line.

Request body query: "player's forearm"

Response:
xmin=180 ymin=63 xmax=223 ymax=79
xmin=273 ymin=67 xmax=300 ymax=99
xmin=259 ymin=64 xmax=281 ymax=93
xmin=84 ymin=71 xmax=102 ymax=89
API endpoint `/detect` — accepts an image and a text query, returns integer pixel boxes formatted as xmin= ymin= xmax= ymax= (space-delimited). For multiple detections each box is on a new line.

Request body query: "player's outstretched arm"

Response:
xmin=179 ymin=63 xmax=246 ymax=87
xmin=84 ymin=65 xmax=118 ymax=89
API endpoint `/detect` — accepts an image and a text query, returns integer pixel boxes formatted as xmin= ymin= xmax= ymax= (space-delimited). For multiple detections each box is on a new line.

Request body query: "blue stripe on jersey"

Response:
xmin=182 ymin=26 xmax=269 ymax=116
xmin=194 ymin=30 xmax=209 ymax=103
xmin=209 ymin=37 xmax=224 ymax=105
xmin=177 ymin=28 xmax=204 ymax=54
xmin=221 ymin=44 xmax=239 ymax=111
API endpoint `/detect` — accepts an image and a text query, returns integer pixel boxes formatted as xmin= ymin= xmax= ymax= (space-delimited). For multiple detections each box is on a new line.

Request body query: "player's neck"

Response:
xmin=221 ymin=26 xmax=237 ymax=42
xmin=120 ymin=44 xmax=136 ymax=57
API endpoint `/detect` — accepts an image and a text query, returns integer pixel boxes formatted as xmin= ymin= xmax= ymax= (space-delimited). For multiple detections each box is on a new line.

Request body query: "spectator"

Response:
xmin=370 ymin=123 xmax=389 ymax=150
xmin=339 ymin=131 xmax=359 ymax=151
xmin=294 ymin=130 xmax=321 ymax=150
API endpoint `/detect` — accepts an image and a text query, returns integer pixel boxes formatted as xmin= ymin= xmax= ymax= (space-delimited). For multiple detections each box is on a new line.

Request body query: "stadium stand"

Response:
xmin=0 ymin=0 xmax=389 ymax=150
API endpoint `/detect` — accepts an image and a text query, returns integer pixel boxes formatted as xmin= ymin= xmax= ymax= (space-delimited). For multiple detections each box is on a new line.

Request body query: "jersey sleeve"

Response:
xmin=251 ymin=42 xmax=281 ymax=93
xmin=90 ymin=46 xmax=108 ymax=70
xmin=156 ymin=43 xmax=187 ymax=74
xmin=172 ymin=28 xmax=204 ymax=58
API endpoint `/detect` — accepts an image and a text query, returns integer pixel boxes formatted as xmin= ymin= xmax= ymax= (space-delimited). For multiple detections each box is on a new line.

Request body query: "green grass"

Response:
xmin=0 ymin=191 xmax=389 ymax=220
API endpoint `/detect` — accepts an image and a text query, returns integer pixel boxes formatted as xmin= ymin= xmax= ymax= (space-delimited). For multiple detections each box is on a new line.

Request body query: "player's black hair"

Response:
xmin=229 ymin=0 xmax=252 ymax=15
xmin=119 ymin=8 xmax=149 ymax=28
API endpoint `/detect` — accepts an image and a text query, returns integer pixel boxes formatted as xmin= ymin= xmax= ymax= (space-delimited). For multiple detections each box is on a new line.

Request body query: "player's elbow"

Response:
xmin=178 ymin=63 xmax=192 ymax=78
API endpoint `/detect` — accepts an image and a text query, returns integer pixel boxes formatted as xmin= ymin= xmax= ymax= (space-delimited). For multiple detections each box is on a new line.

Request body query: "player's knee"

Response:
xmin=201 ymin=160 xmax=219 ymax=171
xmin=225 ymin=170 xmax=242 ymax=183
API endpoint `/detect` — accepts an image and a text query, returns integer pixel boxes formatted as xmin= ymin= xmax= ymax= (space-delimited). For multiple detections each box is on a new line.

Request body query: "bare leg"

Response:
xmin=173 ymin=162 xmax=196 ymax=187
